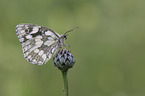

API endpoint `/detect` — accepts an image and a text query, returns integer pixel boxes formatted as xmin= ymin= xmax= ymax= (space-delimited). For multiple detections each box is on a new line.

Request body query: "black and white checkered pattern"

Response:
xmin=16 ymin=24 xmax=67 ymax=65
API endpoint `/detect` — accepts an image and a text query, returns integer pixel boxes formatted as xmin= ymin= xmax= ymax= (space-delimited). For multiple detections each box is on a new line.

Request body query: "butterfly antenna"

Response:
xmin=64 ymin=26 xmax=79 ymax=35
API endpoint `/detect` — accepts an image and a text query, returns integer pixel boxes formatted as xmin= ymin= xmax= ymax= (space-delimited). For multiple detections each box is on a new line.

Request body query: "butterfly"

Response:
xmin=16 ymin=24 xmax=78 ymax=65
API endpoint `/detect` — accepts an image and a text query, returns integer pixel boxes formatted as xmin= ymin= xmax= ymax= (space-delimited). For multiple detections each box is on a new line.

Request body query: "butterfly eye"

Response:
xmin=63 ymin=34 xmax=67 ymax=39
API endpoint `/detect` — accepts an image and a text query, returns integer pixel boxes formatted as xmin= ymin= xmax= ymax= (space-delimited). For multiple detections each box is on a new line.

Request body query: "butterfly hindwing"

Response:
xmin=16 ymin=24 xmax=60 ymax=65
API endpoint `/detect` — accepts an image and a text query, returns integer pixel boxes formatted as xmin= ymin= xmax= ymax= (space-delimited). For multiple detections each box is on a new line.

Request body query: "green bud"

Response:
xmin=53 ymin=49 xmax=75 ymax=71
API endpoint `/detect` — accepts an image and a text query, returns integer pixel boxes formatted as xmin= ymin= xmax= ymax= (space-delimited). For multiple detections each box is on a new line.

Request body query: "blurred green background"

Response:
xmin=0 ymin=0 xmax=145 ymax=96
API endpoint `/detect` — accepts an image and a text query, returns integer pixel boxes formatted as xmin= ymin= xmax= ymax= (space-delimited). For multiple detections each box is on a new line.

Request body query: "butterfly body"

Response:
xmin=16 ymin=24 xmax=68 ymax=65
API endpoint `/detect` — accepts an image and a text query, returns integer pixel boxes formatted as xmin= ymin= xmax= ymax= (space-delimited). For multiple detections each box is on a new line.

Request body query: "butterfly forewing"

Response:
xmin=16 ymin=24 xmax=60 ymax=65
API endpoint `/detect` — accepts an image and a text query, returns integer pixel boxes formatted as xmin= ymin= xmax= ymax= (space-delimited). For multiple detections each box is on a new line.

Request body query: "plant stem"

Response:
xmin=61 ymin=70 xmax=69 ymax=96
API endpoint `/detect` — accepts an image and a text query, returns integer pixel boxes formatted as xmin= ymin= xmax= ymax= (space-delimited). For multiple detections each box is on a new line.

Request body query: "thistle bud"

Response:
xmin=53 ymin=49 xmax=75 ymax=71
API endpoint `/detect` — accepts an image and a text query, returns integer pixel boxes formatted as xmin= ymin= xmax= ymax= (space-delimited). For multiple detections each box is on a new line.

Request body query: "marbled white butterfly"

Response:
xmin=16 ymin=24 xmax=78 ymax=65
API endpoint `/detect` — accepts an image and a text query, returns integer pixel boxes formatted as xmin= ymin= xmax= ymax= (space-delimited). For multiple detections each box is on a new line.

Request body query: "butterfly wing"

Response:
xmin=16 ymin=24 xmax=60 ymax=65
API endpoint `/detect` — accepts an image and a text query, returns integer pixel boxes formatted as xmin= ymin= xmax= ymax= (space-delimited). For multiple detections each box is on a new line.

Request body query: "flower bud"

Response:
xmin=53 ymin=49 xmax=75 ymax=71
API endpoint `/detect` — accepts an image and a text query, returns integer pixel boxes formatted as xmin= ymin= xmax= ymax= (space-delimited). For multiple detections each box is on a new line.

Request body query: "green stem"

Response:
xmin=61 ymin=70 xmax=69 ymax=96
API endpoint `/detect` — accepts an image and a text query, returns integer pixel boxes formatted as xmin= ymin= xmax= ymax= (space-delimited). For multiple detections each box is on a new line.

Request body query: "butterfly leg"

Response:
xmin=64 ymin=44 xmax=71 ymax=52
